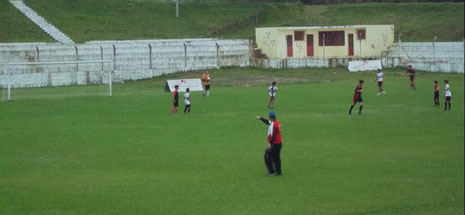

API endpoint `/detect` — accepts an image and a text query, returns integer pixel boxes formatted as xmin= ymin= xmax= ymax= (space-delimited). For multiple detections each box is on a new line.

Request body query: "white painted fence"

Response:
xmin=0 ymin=39 xmax=251 ymax=88
xmin=382 ymin=42 xmax=464 ymax=73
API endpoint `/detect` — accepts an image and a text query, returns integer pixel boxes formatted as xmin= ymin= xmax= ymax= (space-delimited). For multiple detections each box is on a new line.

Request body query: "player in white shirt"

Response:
xmin=375 ymin=69 xmax=386 ymax=96
xmin=268 ymin=82 xmax=278 ymax=109
xmin=443 ymin=80 xmax=451 ymax=111
xmin=183 ymin=88 xmax=191 ymax=114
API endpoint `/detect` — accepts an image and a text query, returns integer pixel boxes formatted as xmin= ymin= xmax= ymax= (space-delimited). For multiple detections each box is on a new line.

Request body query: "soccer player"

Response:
xmin=170 ymin=85 xmax=179 ymax=114
xmin=268 ymin=82 xmax=278 ymax=109
xmin=256 ymin=111 xmax=282 ymax=176
xmin=407 ymin=65 xmax=416 ymax=91
xmin=184 ymin=88 xmax=191 ymax=114
xmin=375 ymin=69 xmax=385 ymax=96
xmin=444 ymin=80 xmax=451 ymax=111
xmin=202 ymin=71 xmax=211 ymax=97
xmin=349 ymin=80 xmax=364 ymax=115
xmin=433 ymin=80 xmax=440 ymax=107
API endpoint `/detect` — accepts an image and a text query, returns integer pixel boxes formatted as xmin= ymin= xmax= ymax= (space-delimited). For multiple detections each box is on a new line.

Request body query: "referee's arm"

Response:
xmin=256 ymin=116 xmax=270 ymax=125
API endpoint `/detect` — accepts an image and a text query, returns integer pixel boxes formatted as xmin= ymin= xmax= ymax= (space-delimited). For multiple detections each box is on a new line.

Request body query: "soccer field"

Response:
xmin=0 ymin=67 xmax=463 ymax=214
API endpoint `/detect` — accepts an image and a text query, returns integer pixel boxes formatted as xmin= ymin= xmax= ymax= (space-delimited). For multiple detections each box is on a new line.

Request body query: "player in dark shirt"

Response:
xmin=170 ymin=85 xmax=179 ymax=114
xmin=349 ymin=80 xmax=364 ymax=115
xmin=407 ymin=65 xmax=416 ymax=91
xmin=433 ymin=80 xmax=440 ymax=107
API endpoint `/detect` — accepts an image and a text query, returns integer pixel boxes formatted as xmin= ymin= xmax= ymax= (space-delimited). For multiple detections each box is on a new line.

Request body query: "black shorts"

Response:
xmin=445 ymin=96 xmax=451 ymax=101
xmin=378 ymin=81 xmax=383 ymax=87
xmin=185 ymin=104 xmax=191 ymax=108
xmin=410 ymin=75 xmax=415 ymax=82
xmin=173 ymin=102 xmax=178 ymax=107
xmin=434 ymin=93 xmax=439 ymax=100
xmin=353 ymin=96 xmax=363 ymax=103
xmin=205 ymin=85 xmax=210 ymax=90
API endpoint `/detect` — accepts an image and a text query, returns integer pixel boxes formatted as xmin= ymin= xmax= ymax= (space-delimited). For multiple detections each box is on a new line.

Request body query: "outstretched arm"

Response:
xmin=256 ymin=116 xmax=270 ymax=125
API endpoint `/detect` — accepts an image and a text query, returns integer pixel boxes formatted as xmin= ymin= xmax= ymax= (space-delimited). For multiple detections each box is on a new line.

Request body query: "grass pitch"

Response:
xmin=0 ymin=67 xmax=463 ymax=214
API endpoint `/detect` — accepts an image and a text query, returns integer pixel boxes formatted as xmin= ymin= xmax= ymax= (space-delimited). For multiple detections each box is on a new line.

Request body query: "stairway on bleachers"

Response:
xmin=9 ymin=0 xmax=74 ymax=44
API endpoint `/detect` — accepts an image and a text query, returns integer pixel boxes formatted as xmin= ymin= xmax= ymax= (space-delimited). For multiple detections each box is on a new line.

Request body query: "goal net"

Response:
xmin=1 ymin=60 xmax=113 ymax=101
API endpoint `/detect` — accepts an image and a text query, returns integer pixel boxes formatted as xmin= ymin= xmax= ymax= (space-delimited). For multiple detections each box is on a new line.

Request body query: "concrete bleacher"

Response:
xmin=382 ymin=42 xmax=464 ymax=73
xmin=0 ymin=39 xmax=251 ymax=88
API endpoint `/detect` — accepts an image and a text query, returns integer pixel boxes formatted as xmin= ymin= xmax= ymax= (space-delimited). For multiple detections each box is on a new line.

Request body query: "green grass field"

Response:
xmin=1 ymin=0 xmax=463 ymax=43
xmin=0 ymin=67 xmax=463 ymax=214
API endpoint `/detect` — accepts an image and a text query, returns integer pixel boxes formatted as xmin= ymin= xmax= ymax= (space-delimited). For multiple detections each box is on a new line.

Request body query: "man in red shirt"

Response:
xmin=170 ymin=85 xmax=179 ymax=114
xmin=349 ymin=80 xmax=364 ymax=115
xmin=407 ymin=65 xmax=416 ymax=91
xmin=256 ymin=111 xmax=282 ymax=176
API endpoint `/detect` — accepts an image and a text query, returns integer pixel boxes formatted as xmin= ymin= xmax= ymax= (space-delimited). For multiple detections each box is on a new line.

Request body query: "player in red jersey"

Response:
xmin=433 ymin=80 xmax=440 ymax=107
xmin=256 ymin=111 xmax=282 ymax=176
xmin=170 ymin=85 xmax=179 ymax=114
xmin=349 ymin=80 xmax=364 ymax=115
xmin=407 ymin=65 xmax=416 ymax=91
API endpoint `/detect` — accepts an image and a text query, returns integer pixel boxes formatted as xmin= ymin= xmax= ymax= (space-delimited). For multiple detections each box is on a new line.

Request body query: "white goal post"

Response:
xmin=1 ymin=59 xmax=113 ymax=101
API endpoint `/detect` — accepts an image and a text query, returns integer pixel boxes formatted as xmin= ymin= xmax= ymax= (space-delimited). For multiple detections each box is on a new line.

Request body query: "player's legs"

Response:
xmin=173 ymin=103 xmax=178 ymax=114
xmin=445 ymin=97 xmax=451 ymax=111
xmin=377 ymin=82 xmax=382 ymax=95
xmin=448 ymin=99 xmax=451 ymax=111
xmin=410 ymin=79 xmax=416 ymax=91
xmin=358 ymin=102 xmax=364 ymax=114
xmin=264 ymin=149 xmax=275 ymax=174
xmin=270 ymin=144 xmax=282 ymax=175
xmin=269 ymin=96 xmax=275 ymax=108
xmin=206 ymin=85 xmax=210 ymax=97
xmin=349 ymin=101 xmax=356 ymax=115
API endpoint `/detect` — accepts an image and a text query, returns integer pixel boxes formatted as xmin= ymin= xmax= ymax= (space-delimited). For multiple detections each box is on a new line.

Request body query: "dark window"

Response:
xmin=357 ymin=29 xmax=366 ymax=40
xmin=294 ymin=31 xmax=304 ymax=41
xmin=319 ymin=31 xmax=345 ymax=46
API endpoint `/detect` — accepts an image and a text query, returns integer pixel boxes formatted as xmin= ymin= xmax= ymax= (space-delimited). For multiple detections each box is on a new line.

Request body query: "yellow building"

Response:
xmin=255 ymin=25 xmax=394 ymax=59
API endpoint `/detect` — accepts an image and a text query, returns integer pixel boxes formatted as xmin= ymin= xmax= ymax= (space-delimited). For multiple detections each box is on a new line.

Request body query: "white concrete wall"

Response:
xmin=254 ymin=58 xmax=329 ymax=69
xmin=382 ymin=42 xmax=464 ymax=73
xmin=0 ymin=39 xmax=251 ymax=88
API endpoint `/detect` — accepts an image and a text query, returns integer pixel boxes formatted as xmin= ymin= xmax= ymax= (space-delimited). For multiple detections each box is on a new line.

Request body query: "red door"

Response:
xmin=286 ymin=35 xmax=293 ymax=57
xmin=306 ymin=34 xmax=314 ymax=57
xmin=348 ymin=34 xmax=354 ymax=56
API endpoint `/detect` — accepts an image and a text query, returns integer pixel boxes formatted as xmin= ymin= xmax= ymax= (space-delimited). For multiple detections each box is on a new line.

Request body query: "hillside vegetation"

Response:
xmin=1 ymin=0 xmax=463 ymax=43
xmin=0 ymin=0 xmax=53 ymax=43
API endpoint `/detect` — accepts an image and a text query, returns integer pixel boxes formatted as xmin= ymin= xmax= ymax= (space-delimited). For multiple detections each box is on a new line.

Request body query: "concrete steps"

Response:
xmin=9 ymin=0 xmax=74 ymax=44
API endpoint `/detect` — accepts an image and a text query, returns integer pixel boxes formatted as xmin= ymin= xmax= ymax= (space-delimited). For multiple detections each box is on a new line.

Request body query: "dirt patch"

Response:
xmin=213 ymin=76 xmax=331 ymax=87
xmin=209 ymin=15 xmax=256 ymax=36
